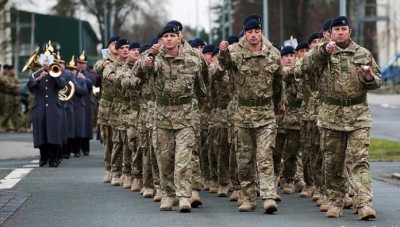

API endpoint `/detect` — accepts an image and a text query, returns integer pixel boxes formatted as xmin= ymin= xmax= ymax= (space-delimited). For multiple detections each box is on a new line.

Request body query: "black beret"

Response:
xmin=191 ymin=38 xmax=206 ymax=48
xmin=295 ymin=41 xmax=309 ymax=51
xmin=307 ymin=32 xmax=323 ymax=45
xmin=115 ymin=38 xmax=129 ymax=49
xmin=280 ymin=46 xmax=295 ymax=56
xmin=321 ymin=19 xmax=332 ymax=32
xmin=330 ymin=16 xmax=350 ymax=29
xmin=211 ymin=47 xmax=220 ymax=57
xmin=244 ymin=19 xmax=262 ymax=31
xmin=202 ymin=44 xmax=216 ymax=54
xmin=139 ymin=44 xmax=151 ymax=54
xmin=129 ymin=41 xmax=141 ymax=50
xmin=227 ymin=35 xmax=239 ymax=45
xmin=243 ymin=14 xmax=262 ymax=26
xmin=158 ymin=25 xmax=180 ymax=38
xmin=166 ymin=20 xmax=183 ymax=31
xmin=107 ymin=35 xmax=121 ymax=47
xmin=149 ymin=36 xmax=159 ymax=46
xmin=3 ymin=64 xmax=10 ymax=69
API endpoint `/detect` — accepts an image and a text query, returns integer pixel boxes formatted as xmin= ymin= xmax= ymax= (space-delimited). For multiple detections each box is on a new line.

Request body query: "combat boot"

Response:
xmin=282 ymin=183 xmax=294 ymax=194
xmin=122 ymin=174 xmax=132 ymax=189
xmin=143 ymin=188 xmax=156 ymax=198
xmin=300 ymin=185 xmax=314 ymax=198
xmin=320 ymin=198 xmax=330 ymax=212
xmin=344 ymin=195 xmax=353 ymax=209
xmin=294 ymin=180 xmax=305 ymax=192
xmin=326 ymin=206 xmax=343 ymax=218
xmin=209 ymin=181 xmax=218 ymax=193
xmin=238 ymin=199 xmax=256 ymax=212
xmin=153 ymin=189 xmax=162 ymax=202
xmin=229 ymin=190 xmax=239 ymax=201
xmin=131 ymin=178 xmax=142 ymax=192
xmin=203 ymin=180 xmax=211 ymax=191
xmin=217 ymin=185 xmax=230 ymax=197
xmin=237 ymin=191 xmax=244 ymax=206
xmin=179 ymin=198 xmax=191 ymax=213
xmin=312 ymin=191 xmax=321 ymax=202
xmin=190 ymin=190 xmax=203 ymax=208
xmin=111 ymin=175 xmax=121 ymax=186
xmin=103 ymin=171 xmax=112 ymax=183
xmin=160 ymin=197 xmax=175 ymax=211
xmin=357 ymin=206 xmax=376 ymax=220
xmin=274 ymin=193 xmax=282 ymax=202
xmin=263 ymin=199 xmax=278 ymax=214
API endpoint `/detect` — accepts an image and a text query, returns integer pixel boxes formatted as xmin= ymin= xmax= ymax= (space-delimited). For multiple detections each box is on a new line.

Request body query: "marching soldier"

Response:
xmin=0 ymin=65 xmax=22 ymax=132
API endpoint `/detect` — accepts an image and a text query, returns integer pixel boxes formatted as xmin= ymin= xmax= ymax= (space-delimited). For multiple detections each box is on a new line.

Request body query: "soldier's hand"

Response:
xmin=360 ymin=65 xmax=373 ymax=81
xmin=151 ymin=44 xmax=161 ymax=55
xmin=325 ymin=41 xmax=336 ymax=54
xmin=219 ymin=41 xmax=229 ymax=52
xmin=108 ymin=73 xmax=115 ymax=81
xmin=279 ymin=103 xmax=286 ymax=114
xmin=143 ymin=56 xmax=154 ymax=67
xmin=39 ymin=71 xmax=47 ymax=80
xmin=102 ymin=60 xmax=111 ymax=67
xmin=77 ymin=73 xmax=85 ymax=79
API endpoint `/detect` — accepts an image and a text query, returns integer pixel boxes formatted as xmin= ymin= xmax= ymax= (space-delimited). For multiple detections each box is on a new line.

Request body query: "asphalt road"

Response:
xmin=0 ymin=103 xmax=399 ymax=227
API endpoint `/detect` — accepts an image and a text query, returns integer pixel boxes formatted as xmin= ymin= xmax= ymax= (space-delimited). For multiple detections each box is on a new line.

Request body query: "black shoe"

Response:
xmin=39 ymin=160 xmax=47 ymax=167
xmin=62 ymin=154 xmax=70 ymax=159
xmin=49 ymin=161 xmax=58 ymax=167
xmin=83 ymin=151 xmax=89 ymax=156
xmin=73 ymin=153 xmax=81 ymax=157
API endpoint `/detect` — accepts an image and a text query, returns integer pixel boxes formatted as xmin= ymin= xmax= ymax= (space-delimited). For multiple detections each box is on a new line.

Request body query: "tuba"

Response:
xmin=59 ymin=80 xmax=75 ymax=101
xmin=22 ymin=47 xmax=41 ymax=72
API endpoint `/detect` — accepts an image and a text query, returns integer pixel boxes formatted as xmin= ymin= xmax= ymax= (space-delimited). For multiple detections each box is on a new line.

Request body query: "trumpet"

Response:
xmin=48 ymin=63 xmax=62 ymax=77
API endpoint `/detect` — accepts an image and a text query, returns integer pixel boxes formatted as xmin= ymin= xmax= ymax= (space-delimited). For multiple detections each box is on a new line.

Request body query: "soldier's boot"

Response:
xmin=143 ymin=188 xmax=156 ymax=198
xmin=140 ymin=188 xmax=145 ymax=195
xmin=122 ymin=174 xmax=132 ymax=189
xmin=316 ymin=196 xmax=324 ymax=207
xmin=160 ymin=197 xmax=175 ymax=211
xmin=344 ymin=195 xmax=353 ymax=209
xmin=130 ymin=178 xmax=143 ymax=192
xmin=282 ymin=183 xmax=294 ymax=194
xmin=320 ymin=198 xmax=330 ymax=212
xmin=119 ymin=175 xmax=125 ymax=187
xmin=179 ymin=197 xmax=191 ymax=213
xmin=111 ymin=174 xmax=121 ymax=186
xmin=357 ymin=206 xmax=376 ymax=220
xmin=209 ymin=181 xmax=218 ymax=193
xmin=203 ymin=180 xmax=211 ymax=191
xmin=300 ymin=185 xmax=314 ymax=198
xmin=237 ymin=190 xmax=244 ymax=206
xmin=312 ymin=191 xmax=321 ymax=202
xmin=153 ymin=189 xmax=162 ymax=202
xmin=103 ymin=171 xmax=112 ymax=183
xmin=190 ymin=190 xmax=203 ymax=208
xmin=294 ymin=180 xmax=305 ymax=192
xmin=263 ymin=199 xmax=278 ymax=214
xmin=326 ymin=206 xmax=343 ymax=218
xmin=238 ymin=196 xmax=256 ymax=212
xmin=217 ymin=185 xmax=230 ymax=197
xmin=274 ymin=193 xmax=282 ymax=202
xmin=229 ymin=190 xmax=239 ymax=201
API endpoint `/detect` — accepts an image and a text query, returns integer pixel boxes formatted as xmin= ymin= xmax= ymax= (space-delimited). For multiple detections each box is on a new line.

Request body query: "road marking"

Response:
xmin=0 ymin=168 xmax=34 ymax=190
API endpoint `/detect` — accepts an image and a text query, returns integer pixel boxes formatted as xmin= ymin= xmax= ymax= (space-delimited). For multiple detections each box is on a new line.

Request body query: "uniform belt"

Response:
xmin=238 ymin=96 xmax=271 ymax=107
xmin=323 ymin=95 xmax=366 ymax=107
xmin=288 ymin=99 xmax=302 ymax=108
xmin=156 ymin=96 xmax=192 ymax=106
xmin=101 ymin=94 xmax=113 ymax=102
xmin=131 ymin=104 xmax=140 ymax=111
xmin=113 ymin=97 xmax=123 ymax=103
xmin=212 ymin=100 xmax=229 ymax=109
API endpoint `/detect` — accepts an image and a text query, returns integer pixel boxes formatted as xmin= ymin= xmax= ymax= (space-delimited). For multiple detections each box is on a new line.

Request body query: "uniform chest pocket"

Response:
xmin=263 ymin=58 xmax=279 ymax=74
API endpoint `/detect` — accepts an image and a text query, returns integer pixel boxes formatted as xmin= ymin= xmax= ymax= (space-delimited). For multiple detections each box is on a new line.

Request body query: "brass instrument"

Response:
xmin=48 ymin=63 xmax=62 ymax=77
xmin=22 ymin=47 xmax=41 ymax=72
xmin=59 ymin=80 xmax=75 ymax=101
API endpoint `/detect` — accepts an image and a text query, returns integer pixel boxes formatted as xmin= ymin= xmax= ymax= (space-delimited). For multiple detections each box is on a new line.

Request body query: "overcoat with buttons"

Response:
xmin=72 ymin=72 xmax=89 ymax=138
xmin=28 ymin=69 xmax=66 ymax=148
xmin=82 ymin=70 xmax=99 ymax=139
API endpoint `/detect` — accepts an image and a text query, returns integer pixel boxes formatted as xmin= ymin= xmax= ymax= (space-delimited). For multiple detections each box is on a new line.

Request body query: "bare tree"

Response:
xmin=51 ymin=0 xmax=79 ymax=18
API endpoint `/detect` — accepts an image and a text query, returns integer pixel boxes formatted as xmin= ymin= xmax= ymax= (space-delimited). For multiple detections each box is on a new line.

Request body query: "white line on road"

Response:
xmin=0 ymin=168 xmax=34 ymax=189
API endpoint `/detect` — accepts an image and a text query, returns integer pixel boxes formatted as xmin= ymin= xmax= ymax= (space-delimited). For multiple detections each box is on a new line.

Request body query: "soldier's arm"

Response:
xmin=361 ymin=55 xmax=382 ymax=90
xmin=272 ymin=61 xmax=285 ymax=114
xmin=94 ymin=59 xmax=105 ymax=75
xmin=103 ymin=63 xmax=116 ymax=81
xmin=302 ymin=42 xmax=330 ymax=75
xmin=218 ymin=45 xmax=238 ymax=72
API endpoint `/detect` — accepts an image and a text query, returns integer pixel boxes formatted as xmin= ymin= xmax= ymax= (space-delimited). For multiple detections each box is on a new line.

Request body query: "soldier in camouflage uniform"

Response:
xmin=0 ymin=65 xmax=22 ymax=132
xmin=219 ymin=18 xmax=283 ymax=213
xmin=102 ymin=38 xmax=130 ymax=186
xmin=120 ymin=41 xmax=142 ymax=190
xmin=303 ymin=16 xmax=381 ymax=220
xmin=94 ymin=35 xmax=120 ymax=183
xmin=141 ymin=24 xmax=207 ymax=212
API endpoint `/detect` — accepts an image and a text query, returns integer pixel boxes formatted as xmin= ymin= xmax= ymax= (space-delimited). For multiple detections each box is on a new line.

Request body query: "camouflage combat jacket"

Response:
xmin=218 ymin=37 xmax=283 ymax=128
xmin=281 ymin=66 xmax=301 ymax=130
xmin=303 ymin=39 xmax=382 ymax=131
xmin=143 ymin=45 xmax=207 ymax=130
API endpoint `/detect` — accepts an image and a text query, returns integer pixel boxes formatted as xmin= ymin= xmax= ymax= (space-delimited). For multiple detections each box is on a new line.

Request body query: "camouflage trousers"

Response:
xmin=281 ymin=129 xmax=300 ymax=184
xmin=209 ymin=127 xmax=230 ymax=186
xmin=100 ymin=124 xmax=112 ymax=171
xmin=111 ymin=128 xmax=123 ymax=178
xmin=228 ymin=125 xmax=240 ymax=190
xmin=199 ymin=127 xmax=211 ymax=183
xmin=320 ymin=127 xmax=373 ymax=208
xmin=140 ymin=128 xmax=153 ymax=189
xmin=273 ymin=132 xmax=286 ymax=181
xmin=236 ymin=125 xmax=277 ymax=200
xmin=0 ymin=101 xmax=21 ymax=130
xmin=127 ymin=125 xmax=141 ymax=179
xmin=155 ymin=127 xmax=194 ymax=198
xmin=150 ymin=128 xmax=160 ymax=190
xmin=120 ymin=129 xmax=131 ymax=174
